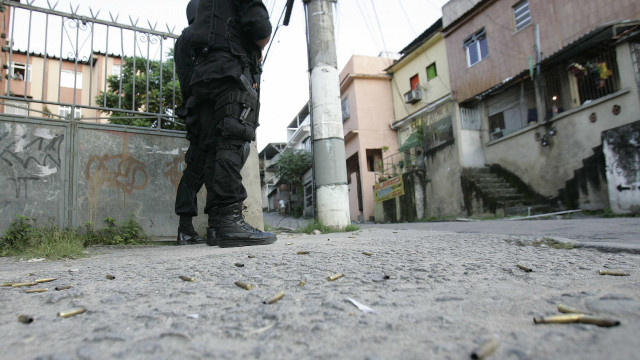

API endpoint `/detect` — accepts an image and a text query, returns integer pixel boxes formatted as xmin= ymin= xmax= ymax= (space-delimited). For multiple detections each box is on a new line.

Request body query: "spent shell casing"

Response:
xmin=599 ymin=270 xmax=630 ymax=276
xmin=471 ymin=338 xmax=499 ymax=359
xmin=17 ymin=314 xmax=34 ymax=324
xmin=557 ymin=303 xmax=587 ymax=314
xmin=57 ymin=307 xmax=87 ymax=318
xmin=248 ymin=255 xmax=256 ymax=259
xmin=297 ymin=251 xmax=310 ymax=255
xmin=35 ymin=278 xmax=57 ymax=284
xmin=105 ymin=274 xmax=116 ymax=280
xmin=299 ymin=280 xmax=306 ymax=287
xmin=579 ymin=315 xmax=620 ymax=327
xmin=54 ymin=285 xmax=72 ymax=291
xmin=264 ymin=290 xmax=285 ymax=304
xmin=327 ymin=273 xmax=344 ymax=282
xmin=25 ymin=288 xmax=48 ymax=293
xmin=533 ymin=314 xmax=583 ymax=324
xmin=234 ymin=263 xmax=245 ymax=267
xmin=234 ymin=281 xmax=253 ymax=290
xmin=11 ymin=282 xmax=37 ymax=287
xmin=2 ymin=282 xmax=14 ymax=287
xmin=517 ymin=264 xmax=533 ymax=272
xmin=362 ymin=252 xmax=375 ymax=256
xmin=286 ymin=242 xmax=293 ymax=245
xmin=180 ymin=276 xmax=196 ymax=282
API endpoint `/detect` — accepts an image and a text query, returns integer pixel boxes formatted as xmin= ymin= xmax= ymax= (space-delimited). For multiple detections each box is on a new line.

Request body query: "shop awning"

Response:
xmin=398 ymin=131 xmax=422 ymax=152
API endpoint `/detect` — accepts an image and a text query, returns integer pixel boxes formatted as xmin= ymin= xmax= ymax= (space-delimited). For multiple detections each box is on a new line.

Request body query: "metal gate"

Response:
xmin=0 ymin=1 xmax=199 ymax=237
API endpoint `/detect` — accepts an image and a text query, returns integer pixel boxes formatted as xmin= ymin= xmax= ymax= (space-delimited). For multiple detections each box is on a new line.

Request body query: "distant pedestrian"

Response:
xmin=279 ymin=199 xmax=286 ymax=215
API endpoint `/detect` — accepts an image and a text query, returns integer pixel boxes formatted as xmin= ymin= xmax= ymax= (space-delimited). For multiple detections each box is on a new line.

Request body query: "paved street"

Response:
xmin=1 ymin=216 xmax=639 ymax=359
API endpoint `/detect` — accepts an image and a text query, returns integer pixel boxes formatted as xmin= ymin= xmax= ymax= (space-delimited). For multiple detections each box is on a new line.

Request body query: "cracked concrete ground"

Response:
xmin=1 ymin=225 xmax=639 ymax=359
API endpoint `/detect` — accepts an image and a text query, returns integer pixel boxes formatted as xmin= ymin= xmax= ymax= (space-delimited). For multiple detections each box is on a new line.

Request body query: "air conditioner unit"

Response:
xmin=404 ymin=88 xmax=422 ymax=104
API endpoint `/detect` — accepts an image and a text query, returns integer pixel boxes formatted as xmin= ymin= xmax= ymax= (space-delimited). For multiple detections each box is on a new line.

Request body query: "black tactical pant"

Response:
xmin=175 ymin=102 xmax=205 ymax=217
xmin=191 ymin=76 xmax=257 ymax=214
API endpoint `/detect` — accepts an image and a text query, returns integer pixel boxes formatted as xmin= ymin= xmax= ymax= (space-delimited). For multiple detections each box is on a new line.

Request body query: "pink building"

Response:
xmin=340 ymin=55 xmax=397 ymax=222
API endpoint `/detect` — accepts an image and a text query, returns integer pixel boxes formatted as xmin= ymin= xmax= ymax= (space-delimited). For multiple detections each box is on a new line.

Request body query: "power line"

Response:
xmin=261 ymin=1 xmax=288 ymax=67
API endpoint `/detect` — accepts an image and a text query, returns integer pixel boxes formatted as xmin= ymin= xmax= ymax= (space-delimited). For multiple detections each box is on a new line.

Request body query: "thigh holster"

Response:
xmin=213 ymin=90 xmax=259 ymax=142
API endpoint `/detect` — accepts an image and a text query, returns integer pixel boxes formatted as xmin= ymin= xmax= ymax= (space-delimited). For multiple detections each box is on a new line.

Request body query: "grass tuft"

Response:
xmin=1 ymin=214 xmax=147 ymax=259
xmin=297 ymin=220 xmax=360 ymax=234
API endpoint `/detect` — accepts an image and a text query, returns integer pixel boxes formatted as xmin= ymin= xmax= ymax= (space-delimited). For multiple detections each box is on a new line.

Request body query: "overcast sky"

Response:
xmin=14 ymin=0 xmax=447 ymax=151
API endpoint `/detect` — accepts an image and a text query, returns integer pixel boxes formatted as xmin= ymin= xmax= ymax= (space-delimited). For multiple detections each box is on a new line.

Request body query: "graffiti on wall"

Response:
xmin=164 ymin=150 xmax=186 ymax=194
xmin=603 ymin=124 xmax=640 ymax=191
xmin=0 ymin=128 xmax=64 ymax=199
xmin=85 ymin=153 xmax=149 ymax=224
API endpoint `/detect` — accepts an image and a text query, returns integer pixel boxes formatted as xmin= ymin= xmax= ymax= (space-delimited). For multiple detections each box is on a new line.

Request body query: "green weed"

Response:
xmin=297 ymin=220 xmax=360 ymax=234
xmin=1 ymin=214 xmax=147 ymax=259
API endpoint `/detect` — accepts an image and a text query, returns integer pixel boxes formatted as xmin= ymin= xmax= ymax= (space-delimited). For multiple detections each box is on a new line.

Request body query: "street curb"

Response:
xmin=549 ymin=236 xmax=640 ymax=255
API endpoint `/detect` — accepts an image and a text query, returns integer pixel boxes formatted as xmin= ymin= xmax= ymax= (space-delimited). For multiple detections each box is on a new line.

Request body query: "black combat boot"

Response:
xmin=205 ymin=210 xmax=218 ymax=247
xmin=213 ymin=203 xmax=277 ymax=247
xmin=176 ymin=216 xmax=205 ymax=245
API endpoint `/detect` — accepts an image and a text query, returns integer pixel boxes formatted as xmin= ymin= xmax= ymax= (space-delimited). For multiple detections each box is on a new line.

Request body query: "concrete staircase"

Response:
xmin=462 ymin=167 xmax=553 ymax=216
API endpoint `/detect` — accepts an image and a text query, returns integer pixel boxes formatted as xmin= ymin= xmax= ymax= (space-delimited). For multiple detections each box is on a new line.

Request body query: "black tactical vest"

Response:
xmin=191 ymin=0 xmax=248 ymax=59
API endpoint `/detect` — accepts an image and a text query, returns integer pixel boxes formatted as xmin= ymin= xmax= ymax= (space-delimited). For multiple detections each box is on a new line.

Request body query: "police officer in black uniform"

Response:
xmin=174 ymin=0 xmax=205 ymax=245
xmin=190 ymin=0 xmax=276 ymax=247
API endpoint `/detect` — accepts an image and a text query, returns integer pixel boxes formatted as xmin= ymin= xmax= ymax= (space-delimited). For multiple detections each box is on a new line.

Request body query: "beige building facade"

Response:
xmin=340 ymin=55 xmax=397 ymax=222
xmin=2 ymin=50 xmax=122 ymax=122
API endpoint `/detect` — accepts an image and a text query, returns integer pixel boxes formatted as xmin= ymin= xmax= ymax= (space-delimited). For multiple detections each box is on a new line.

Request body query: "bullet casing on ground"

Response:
xmin=599 ymin=270 xmax=630 ymax=276
xmin=17 ymin=314 xmax=34 ymax=324
xmin=35 ymin=278 xmax=56 ymax=283
xmin=327 ymin=273 xmax=344 ymax=281
xmin=25 ymin=288 xmax=48 ymax=293
xmin=517 ymin=264 xmax=533 ymax=272
xmin=11 ymin=282 xmax=37 ymax=287
xmin=54 ymin=285 xmax=72 ymax=291
xmin=235 ymin=281 xmax=252 ymax=290
xmin=471 ymin=338 xmax=499 ymax=359
xmin=264 ymin=290 xmax=285 ymax=304
xmin=57 ymin=308 xmax=87 ymax=318
xmin=534 ymin=314 xmax=584 ymax=324
xmin=180 ymin=276 xmax=196 ymax=282
xmin=105 ymin=275 xmax=116 ymax=280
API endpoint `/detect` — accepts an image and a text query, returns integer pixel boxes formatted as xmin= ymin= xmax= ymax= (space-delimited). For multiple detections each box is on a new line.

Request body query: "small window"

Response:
xmin=341 ymin=97 xmax=350 ymax=122
xmin=9 ymin=62 xmax=32 ymax=82
xmin=112 ymin=64 xmax=122 ymax=78
xmin=366 ymin=148 xmax=382 ymax=172
xmin=60 ymin=70 xmax=83 ymax=89
xmin=427 ymin=63 xmax=437 ymax=80
xmin=410 ymin=74 xmax=420 ymax=90
xmin=489 ymin=112 xmax=505 ymax=140
xmin=59 ymin=105 xmax=82 ymax=119
xmin=464 ymin=28 xmax=489 ymax=67
xmin=513 ymin=1 xmax=531 ymax=32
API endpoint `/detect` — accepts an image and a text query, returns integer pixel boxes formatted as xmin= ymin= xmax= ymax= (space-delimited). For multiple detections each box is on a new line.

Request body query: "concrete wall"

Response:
xmin=483 ymin=43 xmax=640 ymax=203
xmin=603 ymin=121 xmax=640 ymax=213
xmin=443 ymin=0 xmax=640 ymax=103
xmin=0 ymin=116 xmax=264 ymax=238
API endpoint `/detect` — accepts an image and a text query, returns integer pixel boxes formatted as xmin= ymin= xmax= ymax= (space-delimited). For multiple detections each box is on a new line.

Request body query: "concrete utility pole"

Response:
xmin=303 ymin=0 xmax=351 ymax=228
